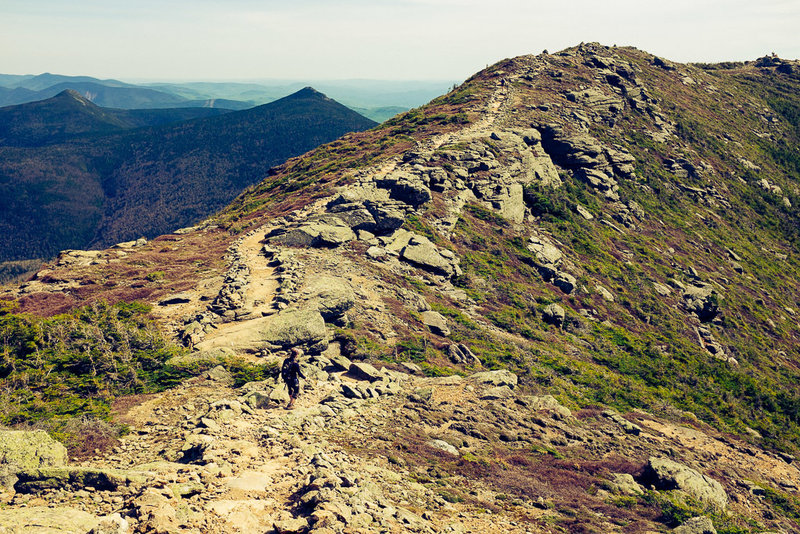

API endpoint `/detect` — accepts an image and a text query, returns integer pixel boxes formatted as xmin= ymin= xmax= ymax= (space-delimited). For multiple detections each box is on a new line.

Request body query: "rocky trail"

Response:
xmin=4 ymin=347 xmax=800 ymax=533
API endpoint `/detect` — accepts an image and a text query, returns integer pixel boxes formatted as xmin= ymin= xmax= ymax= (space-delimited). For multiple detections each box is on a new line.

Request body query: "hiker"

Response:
xmin=281 ymin=347 xmax=306 ymax=409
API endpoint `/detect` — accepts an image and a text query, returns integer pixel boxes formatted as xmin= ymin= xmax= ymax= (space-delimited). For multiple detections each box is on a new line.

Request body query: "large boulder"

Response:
xmin=542 ymin=303 xmax=566 ymax=326
xmin=540 ymin=125 xmax=607 ymax=168
xmin=470 ymin=369 xmax=518 ymax=389
xmin=304 ymin=277 xmax=356 ymax=321
xmin=348 ymin=362 xmax=383 ymax=382
xmin=262 ymin=308 xmax=328 ymax=351
xmin=673 ymin=516 xmax=717 ymax=534
xmin=326 ymin=201 xmax=377 ymax=230
xmin=366 ymin=200 xmax=408 ymax=234
xmin=400 ymin=236 xmax=461 ymax=277
xmin=420 ymin=310 xmax=450 ymax=336
xmin=472 ymin=180 xmax=526 ymax=224
xmin=376 ymin=170 xmax=433 ymax=207
xmin=0 ymin=430 xmax=67 ymax=470
xmin=644 ymin=457 xmax=728 ymax=510
xmin=14 ymin=466 xmax=147 ymax=494
xmin=527 ymin=236 xmax=563 ymax=266
xmin=265 ymin=218 xmax=356 ymax=248
xmin=0 ymin=506 xmax=119 ymax=534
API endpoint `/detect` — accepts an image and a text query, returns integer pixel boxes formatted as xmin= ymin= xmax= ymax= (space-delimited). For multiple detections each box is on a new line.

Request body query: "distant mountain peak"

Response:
xmin=56 ymin=88 xmax=89 ymax=101
xmin=287 ymin=86 xmax=328 ymax=99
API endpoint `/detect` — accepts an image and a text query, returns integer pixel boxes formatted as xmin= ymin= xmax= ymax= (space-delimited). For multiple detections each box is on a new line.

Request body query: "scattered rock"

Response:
xmin=348 ymin=362 xmax=384 ymax=382
xmin=542 ymin=303 xmax=565 ymax=326
xmin=420 ymin=310 xmax=451 ymax=336
xmin=611 ymin=473 xmax=644 ymax=495
xmin=683 ymin=284 xmax=720 ymax=322
xmin=673 ymin=516 xmax=717 ymax=534
xmin=554 ymin=272 xmax=576 ymax=294
xmin=428 ymin=439 xmax=460 ymax=456
xmin=596 ymin=285 xmax=615 ymax=302
xmin=447 ymin=343 xmax=480 ymax=366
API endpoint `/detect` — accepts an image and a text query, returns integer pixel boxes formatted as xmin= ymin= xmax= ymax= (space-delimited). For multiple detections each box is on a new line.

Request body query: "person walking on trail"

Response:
xmin=281 ymin=347 xmax=305 ymax=409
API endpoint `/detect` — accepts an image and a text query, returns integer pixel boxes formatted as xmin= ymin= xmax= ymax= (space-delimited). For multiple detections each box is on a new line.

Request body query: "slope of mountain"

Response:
xmin=2 ymin=44 xmax=800 ymax=532
xmin=0 ymin=90 xmax=130 ymax=146
xmin=0 ymin=90 xmax=235 ymax=147
xmin=0 ymin=87 xmax=376 ymax=269
xmin=90 ymin=87 xmax=378 ymax=248
xmin=26 ymin=81 xmax=188 ymax=109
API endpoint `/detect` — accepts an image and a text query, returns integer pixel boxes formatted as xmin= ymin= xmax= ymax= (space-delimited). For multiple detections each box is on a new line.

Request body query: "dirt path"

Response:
xmin=193 ymin=78 xmax=515 ymax=352
xmin=194 ymin=228 xmax=279 ymax=352
xmin=239 ymin=230 xmax=279 ymax=317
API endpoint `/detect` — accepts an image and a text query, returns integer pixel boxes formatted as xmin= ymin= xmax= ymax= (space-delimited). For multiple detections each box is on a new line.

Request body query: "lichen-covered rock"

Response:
xmin=0 ymin=506 xmax=107 ymax=534
xmin=448 ymin=343 xmax=480 ymax=365
xmin=348 ymin=362 xmax=383 ymax=382
xmin=596 ymin=285 xmax=615 ymax=302
xmin=525 ymin=395 xmax=572 ymax=419
xmin=262 ymin=308 xmax=328 ymax=350
xmin=554 ymin=271 xmax=577 ymax=294
xmin=400 ymin=235 xmax=461 ymax=277
xmin=375 ymin=170 xmax=432 ymax=207
xmin=542 ymin=303 xmax=566 ymax=326
xmin=0 ymin=430 xmax=67 ymax=470
xmin=14 ymin=466 xmax=147 ymax=493
xmin=645 ymin=457 xmax=728 ymax=510
xmin=673 ymin=516 xmax=717 ymax=534
xmin=304 ymin=277 xmax=355 ymax=320
xmin=470 ymin=369 xmax=518 ymax=389
xmin=428 ymin=439 xmax=460 ymax=456
xmin=420 ymin=310 xmax=450 ymax=336
xmin=527 ymin=236 xmax=563 ymax=267
xmin=610 ymin=473 xmax=644 ymax=495
xmin=265 ymin=218 xmax=356 ymax=248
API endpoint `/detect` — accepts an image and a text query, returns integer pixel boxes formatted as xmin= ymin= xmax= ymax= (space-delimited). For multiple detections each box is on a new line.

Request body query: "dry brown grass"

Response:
xmin=15 ymin=228 xmax=230 ymax=317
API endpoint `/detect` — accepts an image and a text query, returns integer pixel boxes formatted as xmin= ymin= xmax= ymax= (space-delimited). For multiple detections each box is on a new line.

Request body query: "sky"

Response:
xmin=1 ymin=0 xmax=799 ymax=82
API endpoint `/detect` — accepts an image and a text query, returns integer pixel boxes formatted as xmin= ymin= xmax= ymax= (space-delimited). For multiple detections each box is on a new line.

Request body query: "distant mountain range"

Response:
xmin=0 ymin=73 xmax=455 ymax=122
xmin=0 ymin=87 xmax=376 ymax=271
xmin=0 ymin=89 xmax=231 ymax=147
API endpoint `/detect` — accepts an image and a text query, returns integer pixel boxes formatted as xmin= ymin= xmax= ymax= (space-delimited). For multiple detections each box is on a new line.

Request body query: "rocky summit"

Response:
xmin=2 ymin=43 xmax=800 ymax=533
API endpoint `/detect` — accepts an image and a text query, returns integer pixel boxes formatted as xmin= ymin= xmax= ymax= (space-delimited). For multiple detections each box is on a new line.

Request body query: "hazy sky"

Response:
xmin=2 ymin=0 xmax=798 ymax=82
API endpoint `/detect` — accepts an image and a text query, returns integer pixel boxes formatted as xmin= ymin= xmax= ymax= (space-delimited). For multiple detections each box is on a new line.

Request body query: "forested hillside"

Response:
xmin=0 ymin=88 xmax=376 ymax=276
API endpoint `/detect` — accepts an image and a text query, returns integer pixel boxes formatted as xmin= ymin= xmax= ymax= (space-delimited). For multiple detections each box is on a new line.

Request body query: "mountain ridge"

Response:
xmin=2 ymin=44 xmax=800 ymax=532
